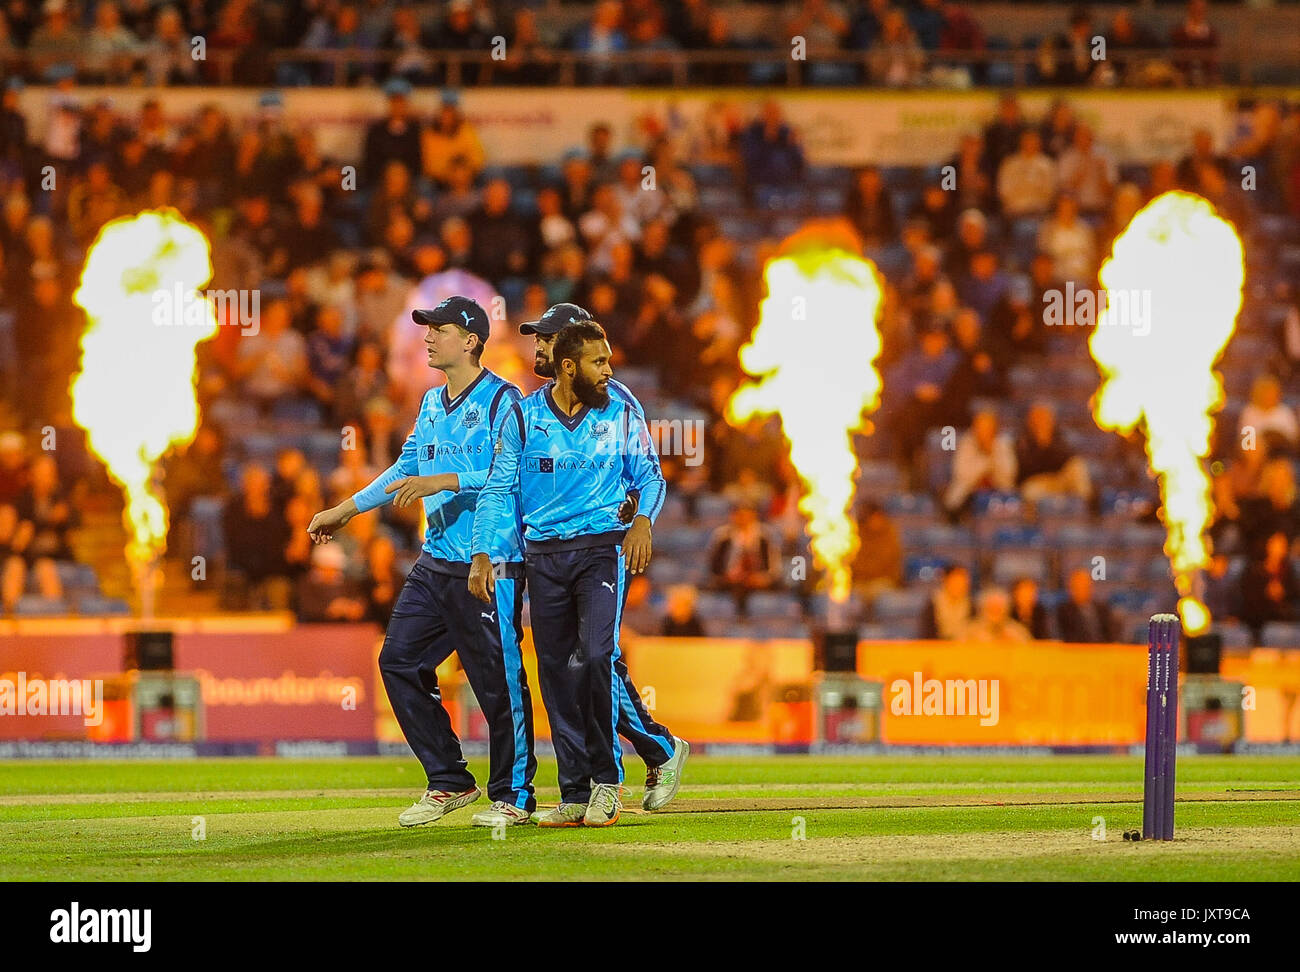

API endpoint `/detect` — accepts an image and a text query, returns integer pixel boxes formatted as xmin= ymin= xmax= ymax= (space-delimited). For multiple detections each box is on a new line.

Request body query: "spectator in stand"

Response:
xmin=1057 ymin=567 xmax=1118 ymax=643
xmin=436 ymin=0 xmax=491 ymax=85
xmin=471 ymin=178 xmax=536 ymax=283
xmin=964 ymin=587 xmax=1031 ymax=642
xmin=1016 ymin=402 xmax=1093 ymax=507
xmin=662 ymin=583 xmax=706 ymax=637
xmin=579 ymin=183 xmax=640 ymax=275
xmin=1054 ymin=11 xmax=1099 ymax=87
xmin=1239 ymin=375 xmax=1299 ymax=456
xmin=707 ymin=504 xmax=782 ymax=616
xmin=981 ymin=94 xmax=1027 ymax=188
xmin=1176 ymin=128 xmax=1228 ymax=191
xmin=1058 ymin=124 xmax=1116 ymax=215
xmin=883 ymin=321 xmax=958 ymax=481
xmin=569 ymin=1 xmax=630 ymax=86
xmin=0 ymin=432 xmax=30 ymax=505
xmin=852 ymin=500 xmax=902 ymax=606
xmin=946 ymin=135 xmax=994 ymax=213
xmin=1101 ymin=8 xmax=1161 ymax=86
xmin=959 ymin=249 xmax=1009 ymax=321
xmin=1193 ymin=158 xmax=1251 ymax=232
xmin=362 ymin=78 xmax=422 ymax=187
xmin=937 ymin=0 xmax=985 ymax=80
xmin=912 ymin=183 xmax=958 ymax=241
xmin=737 ymin=100 xmax=806 ymax=196
xmin=942 ymin=307 xmax=1006 ymax=426
xmin=165 ymin=424 xmax=227 ymax=546
xmin=5 ymin=454 xmax=75 ymax=610
xmin=998 ymin=129 xmax=1058 ymax=218
xmin=944 ymin=409 xmax=1018 ymax=519
xmin=363 ymin=533 xmax=405 ymax=626
xmin=1037 ymin=194 xmax=1096 ymax=285
xmin=1240 ymin=531 xmax=1299 ymax=643
xmin=421 ymin=91 xmax=485 ymax=187
xmin=867 ymin=8 xmax=925 ymax=87
xmin=1010 ymin=576 xmax=1053 ymax=639
xmin=1237 ymin=458 xmax=1300 ymax=558
xmin=988 ymin=274 xmax=1044 ymax=361
xmin=1170 ymin=0 xmax=1218 ymax=85
xmin=920 ymin=562 xmax=972 ymax=639
xmin=233 ymin=298 xmax=309 ymax=411
xmin=306 ymin=304 xmax=354 ymax=411
xmin=296 ymin=541 xmax=367 ymax=622
xmin=334 ymin=343 xmax=389 ymax=427
xmin=223 ymin=463 xmax=292 ymax=610
xmin=328 ymin=429 xmax=379 ymax=502
xmin=945 ymin=208 xmax=990 ymax=283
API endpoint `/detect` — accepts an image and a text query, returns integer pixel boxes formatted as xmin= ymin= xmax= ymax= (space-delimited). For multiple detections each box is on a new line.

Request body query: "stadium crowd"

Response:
xmin=0 ymin=0 xmax=1248 ymax=89
xmin=1 ymin=5 xmax=1299 ymax=648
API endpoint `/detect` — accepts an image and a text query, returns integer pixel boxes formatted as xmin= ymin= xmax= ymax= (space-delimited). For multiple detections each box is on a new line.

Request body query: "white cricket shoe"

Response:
xmin=642 ymin=736 xmax=690 ymax=811
xmin=398 ymin=787 xmax=481 ymax=827
xmin=471 ymin=801 xmax=533 ymax=827
xmin=584 ymin=783 xmax=623 ymax=827
xmin=534 ymin=803 xmax=588 ymax=828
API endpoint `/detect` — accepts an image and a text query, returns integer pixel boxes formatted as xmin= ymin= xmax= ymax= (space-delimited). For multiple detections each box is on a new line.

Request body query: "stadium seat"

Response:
xmin=991 ymin=525 xmax=1046 ymax=548
xmin=1260 ymin=623 xmax=1300 ymax=649
xmin=14 ymin=595 xmax=70 ymax=617
xmin=971 ymin=491 xmax=1024 ymax=519
xmin=904 ymin=554 xmax=950 ymax=584
xmin=1214 ymin=621 xmax=1253 ymax=650
xmin=744 ymin=591 xmax=803 ymax=622
xmin=695 ymin=591 xmax=738 ymax=622
xmin=270 ymin=398 xmax=323 ymax=426
xmin=873 ymin=588 xmax=929 ymax=621
xmin=74 ymin=595 xmax=131 ymax=617
xmin=991 ymin=551 xmax=1051 ymax=585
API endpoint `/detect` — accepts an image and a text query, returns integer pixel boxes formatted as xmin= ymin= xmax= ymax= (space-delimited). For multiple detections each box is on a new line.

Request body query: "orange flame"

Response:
xmin=71 ymin=210 xmax=217 ymax=597
xmin=1089 ymin=191 xmax=1245 ymax=633
xmin=726 ymin=221 xmax=885 ymax=603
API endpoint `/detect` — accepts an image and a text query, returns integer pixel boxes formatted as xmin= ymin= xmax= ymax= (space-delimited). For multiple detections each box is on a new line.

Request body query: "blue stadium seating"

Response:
xmin=14 ymin=596 xmax=70 ymax=617
xmin=873 ymin=588 xmax=929 ymax=621
xmin=1259 ymin=623 xmax=1300 ymax=649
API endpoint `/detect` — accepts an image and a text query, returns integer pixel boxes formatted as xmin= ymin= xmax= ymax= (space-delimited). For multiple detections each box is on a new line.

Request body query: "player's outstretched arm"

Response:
xmin=308 ymin=497 xmax=359 ymax=544
xmin=384 ymin=473 xmax=460 ymax=508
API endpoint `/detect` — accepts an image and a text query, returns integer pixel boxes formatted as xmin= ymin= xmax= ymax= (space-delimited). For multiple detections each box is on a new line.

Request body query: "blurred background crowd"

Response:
xmin=1 ymin=0 xmax=1299 ymax=650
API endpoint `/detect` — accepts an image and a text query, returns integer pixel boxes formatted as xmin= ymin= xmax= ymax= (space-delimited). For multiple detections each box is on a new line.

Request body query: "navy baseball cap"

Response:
xmin=412 ymin=296 xmax=490 ymax=343
xmin=519 ymin=302 xmax=591 ymax=336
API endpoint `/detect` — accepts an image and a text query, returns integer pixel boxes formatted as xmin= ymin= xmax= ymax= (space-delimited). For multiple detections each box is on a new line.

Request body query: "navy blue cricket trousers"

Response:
xmin=526 ymin=540 xmax=675 ymax=804
xmin=378 ymin=557 xmax=536 ymax=811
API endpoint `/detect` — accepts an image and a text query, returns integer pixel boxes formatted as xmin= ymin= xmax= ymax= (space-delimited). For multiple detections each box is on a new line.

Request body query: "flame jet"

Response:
xmin=1089 ymin=191 xmax=1245 ymax=632
xmin=726 ymin=221 xmax=885 ymax=603
xmin=70 ymin=210 xmax=218 ymax=612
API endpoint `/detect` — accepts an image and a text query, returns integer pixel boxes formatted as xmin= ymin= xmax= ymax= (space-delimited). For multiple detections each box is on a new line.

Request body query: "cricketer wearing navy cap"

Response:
xmin=308 ymin=295 xmax=538 ymax=831
xmin=516 ymin=303 xmax=690 ymax=815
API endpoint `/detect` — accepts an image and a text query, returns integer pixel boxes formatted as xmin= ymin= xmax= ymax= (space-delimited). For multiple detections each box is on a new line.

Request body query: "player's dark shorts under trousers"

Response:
xmin=378 ymin=558 xmax=536 ymax=811
xmin=526 ymin=539 xmax=675 ymax=804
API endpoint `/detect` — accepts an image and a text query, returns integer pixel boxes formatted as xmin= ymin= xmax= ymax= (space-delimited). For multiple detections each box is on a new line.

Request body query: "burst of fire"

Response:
xmin=71 ymin=210 xmax=217 ymax=613
xmin=1089 ymin=191 xmax=1245 ymax=634
xmin=726 ymin=221 xmax=885 ymax=603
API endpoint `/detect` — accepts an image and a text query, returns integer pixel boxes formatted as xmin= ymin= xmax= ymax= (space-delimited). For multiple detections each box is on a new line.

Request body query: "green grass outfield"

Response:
xmin=1 ymin=755 xmax=1297 ymax=881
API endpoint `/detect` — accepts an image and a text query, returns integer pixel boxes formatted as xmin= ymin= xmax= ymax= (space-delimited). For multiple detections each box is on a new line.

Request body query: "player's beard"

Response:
xmin=533 ymin=354 xmax=555 ymax=379
xmin=572 ymin=369 xmax=610 ymax=409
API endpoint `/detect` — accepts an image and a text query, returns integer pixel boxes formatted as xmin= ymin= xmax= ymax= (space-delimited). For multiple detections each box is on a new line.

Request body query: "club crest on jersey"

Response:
xmin=591 ymin=421 xmax=612 ymax=441
xmin=461 ymin=406 xmax=481 ymax=429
